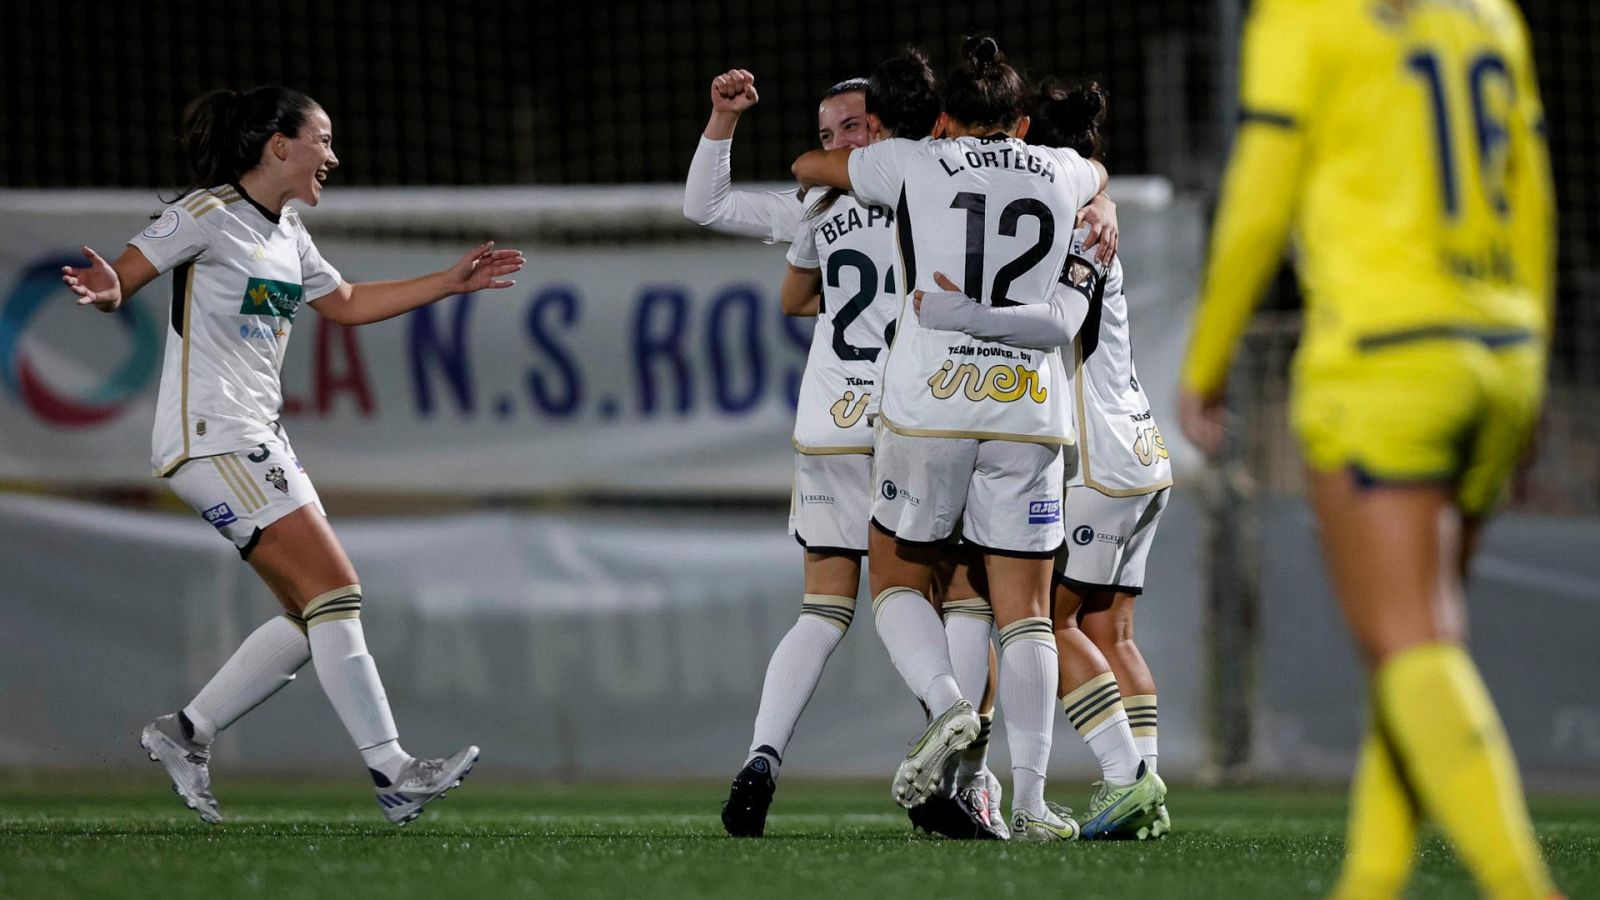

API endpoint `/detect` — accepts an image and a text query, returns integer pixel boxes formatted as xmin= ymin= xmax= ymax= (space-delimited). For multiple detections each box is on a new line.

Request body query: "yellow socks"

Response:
xmin=1330 ymin=723 xmax=1418 ymax=899
xmin=1362 ymin=643 xmax=1555 ymax=899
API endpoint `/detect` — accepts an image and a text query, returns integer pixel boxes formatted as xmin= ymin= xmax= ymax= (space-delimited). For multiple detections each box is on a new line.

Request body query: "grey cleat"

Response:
xmin=374 ymin=746 xmax=480 ymax=826
xmin=140 ymin=714 xmax=221 ymax=825
xmin=891 ymin=700 xmax=980 ymax=809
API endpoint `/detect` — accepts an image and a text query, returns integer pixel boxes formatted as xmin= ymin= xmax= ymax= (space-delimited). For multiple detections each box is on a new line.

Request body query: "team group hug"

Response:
xmin=60 ymin=1 xmax=1565 ymax=895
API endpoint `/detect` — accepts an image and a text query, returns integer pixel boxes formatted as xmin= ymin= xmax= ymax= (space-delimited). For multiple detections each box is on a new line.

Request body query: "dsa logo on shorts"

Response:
xmin=1028 ymin=499 xmax=1061 ymax=525
xmin=202 ymin=503 xmax=237 ymax=530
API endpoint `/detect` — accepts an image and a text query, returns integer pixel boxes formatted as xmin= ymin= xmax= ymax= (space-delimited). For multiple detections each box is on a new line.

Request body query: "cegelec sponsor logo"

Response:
xmin=0 ymin=256 xmax=161 ymax=427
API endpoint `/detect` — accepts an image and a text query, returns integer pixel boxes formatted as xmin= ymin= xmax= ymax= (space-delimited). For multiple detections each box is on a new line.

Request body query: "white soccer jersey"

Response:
xmin=128 ymin=185 xmax=342 ymax=475
xmin=1063 ymin=239 xmax=1173 ymax=495
xmin=785 ymin=188 xmax=898 ymax=453
xmin=848 ymin=136 xmax=1103 ymax=443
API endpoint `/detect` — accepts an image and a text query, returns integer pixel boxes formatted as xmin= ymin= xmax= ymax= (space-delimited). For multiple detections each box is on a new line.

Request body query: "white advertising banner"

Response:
xmin=0 ymin=186 xmax=1205 ymax=495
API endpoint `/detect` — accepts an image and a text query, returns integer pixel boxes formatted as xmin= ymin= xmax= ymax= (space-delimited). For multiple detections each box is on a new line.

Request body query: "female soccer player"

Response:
xmin=1180 ymin=0 xmax=1559 ymax=895
xmin=60 ymin=86 xmax=522 ymax=826
xmin=915 ymin=80 xmax=1170 ymax=841
xmin=793 ymin=35 xmax=1139 ymax=841
xmin=685 ymin=58 xmax=1005 ymax=839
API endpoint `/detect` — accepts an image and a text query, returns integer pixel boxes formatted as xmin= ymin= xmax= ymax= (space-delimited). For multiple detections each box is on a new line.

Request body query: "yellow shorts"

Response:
xmin=1290 ymin=336 xmax=1544 ymax=517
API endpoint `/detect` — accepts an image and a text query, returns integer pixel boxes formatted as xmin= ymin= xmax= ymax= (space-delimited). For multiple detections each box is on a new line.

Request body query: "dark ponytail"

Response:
xmin=1030 ymin=78 xmax=1109 ymax=159
xmin=867 ymin=46 xmax=941 ymax=139
xmin=171 ymin=86 xmax=319 ymax=198
xmin=943 ymin=33 xmax=1026 ymax=131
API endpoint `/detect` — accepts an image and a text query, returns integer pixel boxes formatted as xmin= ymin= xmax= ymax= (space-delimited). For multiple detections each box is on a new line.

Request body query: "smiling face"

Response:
xmin=280 ymin=106 xmax=338 ymax=206
xmin=816 ymin=90 xmax=875 ymax=150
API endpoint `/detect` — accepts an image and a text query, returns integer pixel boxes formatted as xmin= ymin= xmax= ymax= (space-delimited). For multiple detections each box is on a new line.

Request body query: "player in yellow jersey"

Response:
xmin=1179 ymin=0 xmax=1561 ymax=897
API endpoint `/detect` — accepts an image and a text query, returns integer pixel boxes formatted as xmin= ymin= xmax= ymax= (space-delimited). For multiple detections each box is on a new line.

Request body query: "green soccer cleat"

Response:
xmin=1149 ymin=802 xmax=1171 ymax=839
xmin=1009 ymin=801 xmax=1081 ymax=842
xmin=1079 ymin=762 xmax=1167 ymax=840
xmin=891 ymin=699 xmax=980 ymax=809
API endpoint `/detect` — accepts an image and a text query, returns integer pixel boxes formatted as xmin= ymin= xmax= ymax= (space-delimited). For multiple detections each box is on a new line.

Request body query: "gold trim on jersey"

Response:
xmin=161 ymin=265 xmax=198 ymax=476
xmin=791 ymin=438 xmax=873 ymax=456
xmin=1070 ymin=336 xmax=1173 ymax=498
xmin=879 ymin=412 xmax=1075 ymax=446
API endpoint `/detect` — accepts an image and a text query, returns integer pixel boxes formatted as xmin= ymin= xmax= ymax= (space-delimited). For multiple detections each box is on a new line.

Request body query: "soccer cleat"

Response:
xmin=374 ymin=745 xmax=479 ymax=826
xmin=907 ymin=786 xmax=1006 ymax=840
xmin=1010 ymin=801 xmax=1081 ymax=842
xmin=721 ymin=753 xmax=777 ymax=837
xmin=1079 ymin=761 xmax=1168 ymax=840
xmin=139 ymin=714 xmax=221 ymax=825
xmin=1149 ymin=802 xmax=1171 ymax=839
xmin=981 ymin=767 xmax=1010 ymax=840
xmin=891 ymin=699 xmax=980 ymax=809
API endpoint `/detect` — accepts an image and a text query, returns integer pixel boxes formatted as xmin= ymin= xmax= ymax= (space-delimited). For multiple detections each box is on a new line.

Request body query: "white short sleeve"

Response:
xmin=1043 ymin=146 xmax=1105 ymax=209
xmin=127 ymin=205 xmax=209 ymax=274
xmin=785 ymin=192 xmax=822 ymax=269
xmin=296 ymin=224 xmax=343 ymax=301
xmin=846 ymin=138 xmax=921 ymax=208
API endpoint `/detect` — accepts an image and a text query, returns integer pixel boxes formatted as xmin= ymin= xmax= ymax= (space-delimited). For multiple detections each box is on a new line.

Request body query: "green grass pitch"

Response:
xmin=1 ymin=775 xmax=1596 ymax=899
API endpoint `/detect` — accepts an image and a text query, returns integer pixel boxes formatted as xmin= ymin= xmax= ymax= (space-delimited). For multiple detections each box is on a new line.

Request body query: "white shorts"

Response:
xmin=871 ymin=426 xmax=1064 ymax=557
xmin=168 ymin=433 xmax=323 ymax=557
xmin=1055 ymin=485 xmax=1169 ymax=594
xmin=789 ymin=451 xmax=872 ymax=554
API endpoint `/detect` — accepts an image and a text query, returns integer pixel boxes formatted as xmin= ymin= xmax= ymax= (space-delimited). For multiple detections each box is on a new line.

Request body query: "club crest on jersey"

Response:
xmin=240 ymin=277 xmax=303 ymax=320
xmin=830 ymin=391 xmax=870 ymax=428
xmin=202 ymin=502 xmax=236 ymax=530
xmin=264 ymin=465 xmax=289 ymax=494
xmin=142 ymin=209 xmax=180 ymax=240
xmin=927 ymin=361 xmax=1047 ymax=404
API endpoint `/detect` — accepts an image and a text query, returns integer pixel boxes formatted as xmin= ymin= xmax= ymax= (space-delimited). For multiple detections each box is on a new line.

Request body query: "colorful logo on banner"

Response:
xmin=0 ymin=255 xmax=162 ymax=427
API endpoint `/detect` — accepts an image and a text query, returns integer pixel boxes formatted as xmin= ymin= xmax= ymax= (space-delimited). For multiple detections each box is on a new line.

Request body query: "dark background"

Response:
xmin=2 ymin=0 xmax=1594 ymax=378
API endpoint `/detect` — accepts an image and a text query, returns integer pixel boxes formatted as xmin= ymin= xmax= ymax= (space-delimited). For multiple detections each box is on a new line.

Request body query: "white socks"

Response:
xmin=998 ymin=617 xmax=1058 ymax=817
xmin=746 ymin=594 xmax=855 ymax=767
xmin=1126 ymin=694 xmax=1159 ymax=773
xmin=1062 ymin=672 xmax=1143 ymax=784
xmin=872 ymin=588 xmax=964 ymax=713
xmin=181 ymin=614 xmax=310 ymax=744
xmin=304 ymin=586 xmax=411 ymax=783
xmin=944 ymin=597 xmax=995 ymax=785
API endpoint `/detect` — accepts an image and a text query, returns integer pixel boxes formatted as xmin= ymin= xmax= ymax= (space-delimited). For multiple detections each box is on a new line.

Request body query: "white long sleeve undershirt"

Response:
xmin=915 ymin=284 xmax=1090 ymax=350
xmin=682 ymin=136 xmax=804 ymax=244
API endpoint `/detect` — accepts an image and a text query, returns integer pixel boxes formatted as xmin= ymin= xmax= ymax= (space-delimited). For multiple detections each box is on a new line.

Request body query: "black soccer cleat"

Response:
xmin=721 ymin=753 xmax=778 ymax=837
xmin=907 ymin=789 xmax=1005 ymax=840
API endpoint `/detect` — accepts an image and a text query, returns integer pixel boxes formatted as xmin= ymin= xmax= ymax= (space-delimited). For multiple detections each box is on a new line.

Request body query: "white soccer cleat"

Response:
xmin=981 ymin=767 xmax=1010 ymax=840
xmin=374 ymin=746 xmax=479 ymax=826
xmin=891 ymin=700 xmax=980 ymax=809
xmin=140 ymin=714 xmax=221 ymax=825
xmin=1010 ymin=801 xmax=1081 ymax=842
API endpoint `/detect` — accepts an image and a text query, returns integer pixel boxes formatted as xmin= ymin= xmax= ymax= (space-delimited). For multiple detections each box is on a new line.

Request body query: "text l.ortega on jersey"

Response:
xmin=1132 ymin=423 xmax=1169 ymax=466
xmin=927 ymin=360 xmax=1047 ymax=404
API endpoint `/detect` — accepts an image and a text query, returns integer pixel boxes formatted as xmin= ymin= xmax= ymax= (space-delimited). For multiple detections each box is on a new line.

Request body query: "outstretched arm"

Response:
xmin=60 ymin=245 xmax=160 ymax=313
xmin=310 ymin=241 xmax=525 ymax=326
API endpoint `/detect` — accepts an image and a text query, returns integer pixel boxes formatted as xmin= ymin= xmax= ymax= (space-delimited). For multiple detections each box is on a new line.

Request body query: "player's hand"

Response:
xmin=912 ymin=271 xmax=973 ymax=326
xmin=1178 ymin=388 xmax=1227 ymax=458
xmin=1076 ymin=193 xmax=1118 ymax=265
xmin=444 ymin=241 xmax=525 ymax=294
xmin=60 ymin=245 xmax=122 ymax=311
xmin=711 ymin=69 xmax=759 ymax=114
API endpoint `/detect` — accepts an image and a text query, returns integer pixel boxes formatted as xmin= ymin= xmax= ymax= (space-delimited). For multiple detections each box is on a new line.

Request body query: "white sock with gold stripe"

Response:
xmin=1124 ymin=693 xmax=1159 ymax=773
xmin=304 ymin=585 xmax=412 ymax=784
xmin=872 ymin=587 xmax=963 ymax=713
xmin=998 ymin=617 xmax=1058 ymax=817
xmin=181 ymin=614 xmax=310 ymax=745
xmin=747 ymin=594 xmax=855 ymax=765
xmin=1062 ymin=672 xmax=1141 ymax=784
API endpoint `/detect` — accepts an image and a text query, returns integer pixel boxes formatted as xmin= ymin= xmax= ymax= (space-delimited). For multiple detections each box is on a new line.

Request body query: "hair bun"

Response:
xmin=1065 ymin=82 xmax=1107 ymax=119
xmin=962 ymin=34 xmax=1001 ymax=69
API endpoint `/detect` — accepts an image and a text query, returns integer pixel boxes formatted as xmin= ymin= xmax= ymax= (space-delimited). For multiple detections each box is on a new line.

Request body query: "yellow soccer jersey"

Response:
xmin=1183 ymin=0 xmax=1555 ymax=395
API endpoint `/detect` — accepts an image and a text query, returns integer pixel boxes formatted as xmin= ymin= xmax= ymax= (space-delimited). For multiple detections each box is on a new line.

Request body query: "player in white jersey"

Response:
xmin=60 ymin=86 xmax=522 ymax=825
xmin=793 ymin=35 xmax=1158 ymax=840
xmin=686 ymin=57 xmax=1004 ymax=839
xmin=910 ymin=79 xmax=1168 ymax=840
